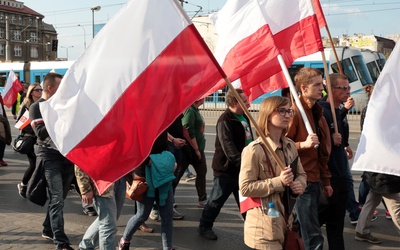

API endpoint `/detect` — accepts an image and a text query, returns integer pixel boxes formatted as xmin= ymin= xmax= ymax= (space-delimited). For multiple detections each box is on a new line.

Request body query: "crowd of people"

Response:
xmin=2 ymin=68 xmax=400 ymax=250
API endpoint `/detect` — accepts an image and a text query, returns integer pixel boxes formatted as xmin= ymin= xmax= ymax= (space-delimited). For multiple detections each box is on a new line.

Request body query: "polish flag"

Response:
xmin=39 ymin=0 xmax=225 ymax=194
xmin=352 ymin=42 xmax=400 ymax=177
xmin=312 ymin=0 xmax=327 ymax=29
xmin=3 ymin=69 xmax=23 ymax=108
xmin=14 ymin=110 xmax=30 ymax=130
xmin=239 ymin=193 xmax=262 ymax=214
xmin=207 ymin=0 xmax=323 ymax=101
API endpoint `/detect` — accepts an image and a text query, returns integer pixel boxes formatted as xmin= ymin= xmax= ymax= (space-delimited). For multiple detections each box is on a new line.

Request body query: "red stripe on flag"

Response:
xmin=240 ymin=197 xmax=262 ymax=214
xmin=66 ymin=25 xmax=224 ymax=193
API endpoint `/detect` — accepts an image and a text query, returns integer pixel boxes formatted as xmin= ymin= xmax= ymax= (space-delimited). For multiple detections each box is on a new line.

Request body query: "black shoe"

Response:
xmin=17 ymin=183 xmax=27 ymax=198
xmin=83 ymin=206 xmax=97 ymax=216
xmin=198 ymin=229 xmax=218 ymax=240
xmin=57 ymin=243 xmax=74 ymax=250
xmin=41 ymin=230 xmax=54 ymax=241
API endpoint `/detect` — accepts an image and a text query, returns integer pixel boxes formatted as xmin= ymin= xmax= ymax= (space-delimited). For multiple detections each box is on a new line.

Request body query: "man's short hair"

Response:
xmin=225 ymin=88 xmax=244 ymax=107
xmin=43 ymin=72 xmax=63 ymax=92
xmin=294 ymin=67 xmax=323 ymax=93
xmin=329 ymin=73 xmax=348 ymax=87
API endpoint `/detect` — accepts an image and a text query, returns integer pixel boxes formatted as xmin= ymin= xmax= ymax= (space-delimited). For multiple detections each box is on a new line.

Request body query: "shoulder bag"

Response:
xmin=126 ymin=176 xmax=148 ymax=201
xmin=12 ymin=133 xmax=36 ymax=154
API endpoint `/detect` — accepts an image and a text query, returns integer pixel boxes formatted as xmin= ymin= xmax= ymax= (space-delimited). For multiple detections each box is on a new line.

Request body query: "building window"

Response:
xmin=18 ymin=15 xmax=22 ymax=25
xmin=0 ymin=44 xmax=4 ymax=55
xmin=30 ymin=46 xmax=38 ymax=58
xmin=14 ymin=45 xmax=22 ymax=57
xmin=0 ymin=28 xmax=3 ymax=39
xmin=30 ymin=32 xmax=37 ymax=42
xmin=0 ymin=13 xmax=4 ymax=22
xmin=13 ymin=30 xmax=21 ymax=40
xmin=11 ymin=14 xmax=15 ymax=24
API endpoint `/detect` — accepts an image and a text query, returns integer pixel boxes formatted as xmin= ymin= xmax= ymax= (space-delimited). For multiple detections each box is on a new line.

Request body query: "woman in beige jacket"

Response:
xmin=239 ymin=96 xmax=307 ymax=249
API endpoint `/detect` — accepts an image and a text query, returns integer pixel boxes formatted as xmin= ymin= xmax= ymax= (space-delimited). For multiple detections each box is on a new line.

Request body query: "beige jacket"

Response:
xmin=239 ymin=136 xmax=307 ymax=250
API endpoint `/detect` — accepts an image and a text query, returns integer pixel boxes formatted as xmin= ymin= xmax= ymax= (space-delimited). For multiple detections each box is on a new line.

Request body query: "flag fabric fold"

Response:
xmin=3 ymin=69 xmax=23 ymax=108
xmin=207 ymin=0 xmax=324 ymax=102
xmin=39 ymin=0 xmax=225 ymax=194
xmin=239 ymin=193 xmax=262 ymax=214
xmin=352 ymin=42 xmax=400 ymax=177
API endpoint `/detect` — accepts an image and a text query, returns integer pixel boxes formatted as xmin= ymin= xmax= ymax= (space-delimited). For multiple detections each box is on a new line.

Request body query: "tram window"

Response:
xmin=35 ymin=75 xmax=41 ymax=83
xmin=0 ymin=73 xmax=6 ymax=87
xmin=352 ymin=55 xmax=373 ymax=85
xmin=331 ymin=59 xmax=357 ymax=83
xmin=366 ymin=62 xmax=379 ymax=83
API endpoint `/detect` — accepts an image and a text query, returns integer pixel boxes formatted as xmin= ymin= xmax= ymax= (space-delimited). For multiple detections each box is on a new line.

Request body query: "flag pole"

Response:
xmin=223 ymin=78 xmax=286 ymax=171
xmin=277 ymin=55 xmax=314 ymax=135
xmin=325 ymin=25 xmax=343 ymax=74
xmin=321 ymin=51 xmax=339 ymax=133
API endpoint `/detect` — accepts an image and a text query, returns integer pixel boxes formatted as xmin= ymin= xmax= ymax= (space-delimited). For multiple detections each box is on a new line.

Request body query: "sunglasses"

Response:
xmin=332 ymin=85 xmax=351 ymax=91
xmin=33 ymin=89 xmax=43 ymax=92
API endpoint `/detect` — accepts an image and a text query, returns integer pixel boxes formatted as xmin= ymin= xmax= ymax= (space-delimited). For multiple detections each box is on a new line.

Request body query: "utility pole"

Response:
xmin=5 ymin=16 xmax=11 ymax=62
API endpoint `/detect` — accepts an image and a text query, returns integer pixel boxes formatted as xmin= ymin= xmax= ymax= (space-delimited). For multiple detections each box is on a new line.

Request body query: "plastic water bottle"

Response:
xmin=267 ymin=202 xmax=280 ymax=218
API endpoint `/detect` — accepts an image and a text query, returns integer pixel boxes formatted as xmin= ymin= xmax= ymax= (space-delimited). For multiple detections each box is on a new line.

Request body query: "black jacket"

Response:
xmin=212 ymin=109 xmax=253 ymax=178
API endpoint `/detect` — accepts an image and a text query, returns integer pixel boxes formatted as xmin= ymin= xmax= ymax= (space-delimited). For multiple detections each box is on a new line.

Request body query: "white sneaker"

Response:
xmin=149 ymin=208 xmax=159 ymax=221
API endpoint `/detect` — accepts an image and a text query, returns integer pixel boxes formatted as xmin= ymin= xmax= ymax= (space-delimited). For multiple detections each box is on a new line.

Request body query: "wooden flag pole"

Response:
xmin=321 ymin=51 xmax=338 ymax=133
xmin=325 ymin=25 xmax=344 ymax=75
xmin=222 ymin=78 xmax=286 ymax=171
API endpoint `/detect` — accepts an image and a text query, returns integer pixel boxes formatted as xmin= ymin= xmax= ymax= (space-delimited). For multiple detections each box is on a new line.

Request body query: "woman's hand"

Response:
xmin=279 ymin=167 xmax=294 ymax=186
xmin=289 ymin=181 xmax=304 ymax=194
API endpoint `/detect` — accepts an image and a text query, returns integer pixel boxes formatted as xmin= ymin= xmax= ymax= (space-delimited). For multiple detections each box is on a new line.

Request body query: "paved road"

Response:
xmin=0 ymin=113 xmax=399 ymax=249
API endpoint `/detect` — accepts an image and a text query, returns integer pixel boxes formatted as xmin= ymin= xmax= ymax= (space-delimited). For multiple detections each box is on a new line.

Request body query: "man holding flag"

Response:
xmin=286 ymin=67 xmax=332 ymax=250
xmin=29 ymin=72 xmax=75 ymax=250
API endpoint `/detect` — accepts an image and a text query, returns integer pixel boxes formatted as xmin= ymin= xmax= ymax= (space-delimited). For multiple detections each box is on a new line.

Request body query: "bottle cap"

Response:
xmin=268 ymin=202 xmax=274 ymax=208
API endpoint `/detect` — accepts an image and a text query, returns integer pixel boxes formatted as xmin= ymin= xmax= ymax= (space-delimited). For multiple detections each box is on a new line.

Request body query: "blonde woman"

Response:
xmin=239 ymin=96 xmax=307 ymax=249
xmin=16 ymin=83 xmax=42 ymax=198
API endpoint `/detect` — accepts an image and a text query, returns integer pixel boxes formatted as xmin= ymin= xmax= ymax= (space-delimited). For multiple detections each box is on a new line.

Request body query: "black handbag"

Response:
xmin=12 ymin=133 xmax=36 ymax=154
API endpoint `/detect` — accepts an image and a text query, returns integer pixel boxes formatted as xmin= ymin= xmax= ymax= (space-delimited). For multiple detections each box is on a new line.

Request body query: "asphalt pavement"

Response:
xmin=0 ymin=111 xmax=399 ymax=250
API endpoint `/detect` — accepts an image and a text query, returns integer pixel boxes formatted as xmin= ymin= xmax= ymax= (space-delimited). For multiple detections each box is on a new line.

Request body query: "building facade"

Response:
xmin=338 ymin=34 xmax=396 ymax=58
xmin=0 ymin=0 xmax=57 ymax=62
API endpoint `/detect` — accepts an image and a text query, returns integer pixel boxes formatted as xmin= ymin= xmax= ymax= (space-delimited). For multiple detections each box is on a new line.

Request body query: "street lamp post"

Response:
xmin=77 ymin=24 xmax=87 ymax=50
xmin=91 ymin=6 xmax=101 ymax=39
xmin=61 ymin=46 xmax=73 ymax=60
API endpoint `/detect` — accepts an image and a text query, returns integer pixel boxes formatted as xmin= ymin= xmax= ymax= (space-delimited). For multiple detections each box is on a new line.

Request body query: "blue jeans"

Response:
xmin=123 ymin=189 xmax=174 ymax=250
xmin=79 ymin=177 xmax=126 ymax=250
xmin=42 ymin=157 xmax=74 ymax=247
xmin=199 ymin=176 xmax=241 ymax=232
xmin=344 ymin=161 xmax=360 ymax=220
xmin=295 ymin=182 xmax=324 ymax=250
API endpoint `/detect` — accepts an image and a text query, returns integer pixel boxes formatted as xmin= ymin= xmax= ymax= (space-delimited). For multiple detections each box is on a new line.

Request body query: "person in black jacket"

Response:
xmin=198 ymin=89 xmax=254 ymax=240
xmin=318 ymin=73 xmax=349 ymax=250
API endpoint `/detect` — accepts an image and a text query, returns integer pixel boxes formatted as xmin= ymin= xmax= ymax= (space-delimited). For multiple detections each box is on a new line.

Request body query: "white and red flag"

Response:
xmin=3 ymin=69 xmax=23 ymax=108
xmin=39 ymin=0 xmax=225 ymax=194
xmin=208 ymin=0 xmax=324 ymax=101
xmin=352 ymin=42 xmax=400 ymax=177
xmin=14 ymin=110 xmax=30 ymax=130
